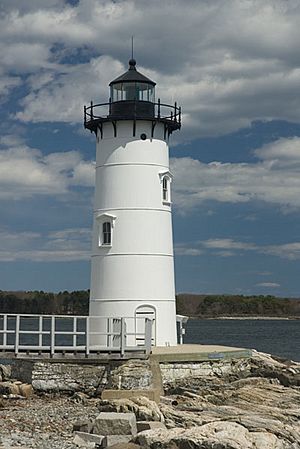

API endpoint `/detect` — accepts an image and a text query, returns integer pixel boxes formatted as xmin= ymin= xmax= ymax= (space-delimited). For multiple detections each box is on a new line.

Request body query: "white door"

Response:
xmin=135 ymin=305 xmax=156 ymax=346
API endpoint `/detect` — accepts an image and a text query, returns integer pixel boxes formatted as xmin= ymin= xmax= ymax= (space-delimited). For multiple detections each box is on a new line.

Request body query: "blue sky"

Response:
xmin=0 ymin=0 xmax=300 ymax=297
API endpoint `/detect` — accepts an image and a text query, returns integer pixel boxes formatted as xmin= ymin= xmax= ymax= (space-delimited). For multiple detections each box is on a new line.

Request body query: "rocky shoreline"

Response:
xmin=0 ymin=350 xmax=299 ymax=448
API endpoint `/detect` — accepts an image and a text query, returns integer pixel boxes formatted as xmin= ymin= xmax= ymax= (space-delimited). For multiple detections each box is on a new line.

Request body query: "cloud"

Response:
xmin=0 ymin=138 xmax=95 ymax=199
xmin=171 ymin=136 xmax=300 ymax=211
xmin=174 ymin=244 xmax=203 ymax=256
xmin=176 ymin=237 xmax=300 ymax=261
xmin=0 ymin=43 xmax=52 ymax=72
xmin=0 ymin=0 xmax=299 ymax=136
xmin=254 ymin=136 xmax=300 ymax=166
xmin=0 ymin=227 xmax=91 ymax=262
xmin=15 ymin=56 xmax=123 ymax=123
xmin=263 ymin=242 xmax=300 ymax=260
xmin=255 ymin=282 xmax=280 ymax=288
xmin=0 ymin=72 xmax=20 ymax=99
xmin=203 ymin=238 xmax=257 ymax=251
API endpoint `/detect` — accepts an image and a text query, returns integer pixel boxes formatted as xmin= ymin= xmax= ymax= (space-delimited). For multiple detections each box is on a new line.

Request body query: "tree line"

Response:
xmin=176 ymin=294 xmax=300 ymax=318
xmin=0 ymin=290 xmax=299 ymax=317
xmin=0 ymin=290 xmax=89 ymax=315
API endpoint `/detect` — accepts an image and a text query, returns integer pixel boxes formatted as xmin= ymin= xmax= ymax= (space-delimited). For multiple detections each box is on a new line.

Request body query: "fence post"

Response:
xmin=85 ymin=317 xmax=90 ymax=357
xmin=73 ymin=317 xmax=77 ymax=349
xmin=108 ymin=318 xmax=114 ymax=348
xmin=3 ymin=315 xmax=7 ymax=348
xmin=50 ymin=316 xmax=55 ymax=357
xmin=39 ymin=316 xmax=43 ymax=348
xmin=15 ymin=315 xmax=20 ymax=355
xmin=120 ymin=318 xmax=126 ymax=357
xmin=144 ymin=318 xmax=152 ymax=355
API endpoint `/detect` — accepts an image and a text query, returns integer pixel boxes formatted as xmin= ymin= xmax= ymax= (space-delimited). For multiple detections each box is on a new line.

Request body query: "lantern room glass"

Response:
xmin=111 ymin=82 xmax=155 ymax=103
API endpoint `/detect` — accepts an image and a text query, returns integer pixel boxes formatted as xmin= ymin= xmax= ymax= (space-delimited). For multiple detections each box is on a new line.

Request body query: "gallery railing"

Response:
xmin=0 ymin=314 xmax=152 ymax=358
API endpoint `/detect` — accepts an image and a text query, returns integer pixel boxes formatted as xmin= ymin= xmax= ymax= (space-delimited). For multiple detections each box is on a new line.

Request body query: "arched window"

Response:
xmin=159 ymin=171 xmax=172 ymax=205
xmin=102 ymin=222 xmax=111 ymax=245
xmin=96 ymin=213 xmax=116 ymax=247
xmin=162 ymin=176 xmax=168 ymax=202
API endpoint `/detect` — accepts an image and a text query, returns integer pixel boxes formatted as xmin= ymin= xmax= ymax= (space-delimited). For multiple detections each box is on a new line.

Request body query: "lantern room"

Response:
xmin=109 ymin=58 xmax=156 ymax=118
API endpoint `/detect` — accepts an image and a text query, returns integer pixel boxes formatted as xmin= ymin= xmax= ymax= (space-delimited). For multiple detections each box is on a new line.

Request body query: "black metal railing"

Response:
xmin=84 ymin=99 xmax=181 ymax=129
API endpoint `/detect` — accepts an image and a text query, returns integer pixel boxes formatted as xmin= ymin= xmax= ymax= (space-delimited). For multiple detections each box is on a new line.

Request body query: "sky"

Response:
xmin=0 ymin=0 xmax=300 ymax=297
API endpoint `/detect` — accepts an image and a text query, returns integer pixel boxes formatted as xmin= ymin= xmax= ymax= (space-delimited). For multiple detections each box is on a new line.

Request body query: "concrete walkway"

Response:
xmin=150 ymin=344 xmax=252 ymax=363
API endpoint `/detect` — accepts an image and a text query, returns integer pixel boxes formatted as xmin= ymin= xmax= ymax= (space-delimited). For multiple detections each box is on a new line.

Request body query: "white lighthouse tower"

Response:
xmin=84 ymin=58 xmax=181 ymax=346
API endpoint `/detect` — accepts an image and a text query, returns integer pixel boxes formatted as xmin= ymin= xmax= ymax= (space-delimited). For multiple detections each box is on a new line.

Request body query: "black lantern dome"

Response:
xmin=84 ymin=59 xmax=181 ymax=138
xmin=109 ymin=59 xmax=156 ymax=118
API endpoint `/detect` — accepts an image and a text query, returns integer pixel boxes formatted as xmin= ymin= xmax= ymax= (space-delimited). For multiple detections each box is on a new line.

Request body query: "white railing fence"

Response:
xmin=0 ymin=314 xmax=152 ymax=357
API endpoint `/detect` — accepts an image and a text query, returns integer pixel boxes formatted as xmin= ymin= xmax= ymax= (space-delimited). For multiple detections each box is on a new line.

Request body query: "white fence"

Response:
xmin=0 ymin=314 xmax=152 ymax=357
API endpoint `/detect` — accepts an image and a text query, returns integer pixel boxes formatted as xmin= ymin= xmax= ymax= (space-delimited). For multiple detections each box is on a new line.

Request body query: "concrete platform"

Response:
xmin=150 ymin=344 xmax=252 ymax=363
xmin=0 ymin=344 xmax=251 ymax=364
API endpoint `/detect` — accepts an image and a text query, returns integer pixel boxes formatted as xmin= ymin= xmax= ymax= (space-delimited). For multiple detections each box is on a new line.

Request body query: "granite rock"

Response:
xmin=134 ymin=421 xmax=290 ymax=449
xmin=93 ymin=412 xmax=137 ymax=436
xmin=98 ymin=396 xmax=164 ymax=422
xmin=73 ymin=431 xmax=105 ymax=448
xmin=136 ymin=421 xmax=166 ymax=432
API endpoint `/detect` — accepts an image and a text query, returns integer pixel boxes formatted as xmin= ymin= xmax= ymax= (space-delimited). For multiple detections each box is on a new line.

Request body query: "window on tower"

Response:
xmin=159 ymin=171 xmax=173 ymax=205
xmin=102 ymin=222 xmax=111 ymax=245
xmin=110 ymin=82 xmax=155 ymax=103
xmin=96 ymin=213 xmax=116 ymax=247
xmin=162 ymin=177 xmax=168 ymax=202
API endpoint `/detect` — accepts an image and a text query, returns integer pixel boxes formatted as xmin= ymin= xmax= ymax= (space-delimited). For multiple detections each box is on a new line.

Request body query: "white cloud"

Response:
xmin=0 ymin=227 xmax=91 ymax=262
xmin=176 ymin=237 xmax=300 ymax=261
xmin=0 ymin=0 xmax=299 ymax=136
xmin=171 ymin=136 xmax=300 ymax=211
xmin=16 ymin=56 xmax=123 ymax=123
xmin=174 ymin=244 xmax=203 ymax=256
xmin=0 ymin=43 xmax=52 ymax=72
xmin=263 ymin=242 xmax=300 ymax=260
xmin=0 ymin=139 xmax=95 ymax=199
xmin=254 ymin=137 xmax=300 ymax=166
xmin=255 ymin=282 xmax=280 ymax=288
xmin=0 ymin=72 xmax=20 ymax=99
xmin=203 ymin=238 xmax=257 ymax=251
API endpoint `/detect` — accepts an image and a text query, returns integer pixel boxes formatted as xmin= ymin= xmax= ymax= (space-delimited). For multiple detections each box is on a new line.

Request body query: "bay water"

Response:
xmin=184 ymin=318 xmax=300 ymax=362
xmin=2 ymin=316 xmax=300 ymax=361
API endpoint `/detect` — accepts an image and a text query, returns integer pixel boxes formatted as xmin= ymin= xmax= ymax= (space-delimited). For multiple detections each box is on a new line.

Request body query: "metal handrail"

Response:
xmin=0 ymin=314 xmax=153 ymax=357
xmin=84 ymin=99 xmax=181 ymax=126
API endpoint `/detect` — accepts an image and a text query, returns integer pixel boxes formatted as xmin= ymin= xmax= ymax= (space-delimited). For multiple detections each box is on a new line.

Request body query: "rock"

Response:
xmin=0 ymin=381 xmax=33 ymax=398
xmin=159 ymin=358 xmax=300 ymax=446
xmin=73 ymin=418 xmax=95 ymax=433
xmin=250 ymin=350 xmax=300 ymax=387
xmin=110 ymin=361 xmax=152 ymax=390
xmin=105 ymin=444 xmax=141 ymax=449
xmin=0 ymin=381 xmax=20 ymax=395
xmin=134 ymin=421 xmax=287 ymax=449
xmin=103 ymin=435 xmax=133 ymax=448
xmin=0 ymin=364 xmax=11 ymax=381
xmin=71 ymin=392 xmax=90 ymax=404
xmin=251 ymin=431 xmax=285 ymax=448
xmin=136 ymin=421 xmax=166 ymax=432
xmin=19 ymin=383 xmax=33 ymax=398
xmin=93 ymin=413 xmax=137 ymax=436
xmin=98 ymin=396 xmax=164 ymax=422
xmin=73 ymin=431 xmax=105 ymax=448
xmin=3 ymin=393 xmax=26 ymax=400
xmin=32 ymin=362 xmax=107 ymax=395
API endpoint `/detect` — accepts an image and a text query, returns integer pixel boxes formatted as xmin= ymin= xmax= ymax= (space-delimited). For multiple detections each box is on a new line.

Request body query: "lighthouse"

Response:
xmin=84 ymin=58 xmax=181 ymax=347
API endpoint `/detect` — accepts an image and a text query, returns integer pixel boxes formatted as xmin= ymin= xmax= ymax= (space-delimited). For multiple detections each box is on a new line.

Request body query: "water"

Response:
xmin=185 ymin=319 xmax=300 ymax=362
xmin=1 ymin=316 xmax=300 ymax=361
